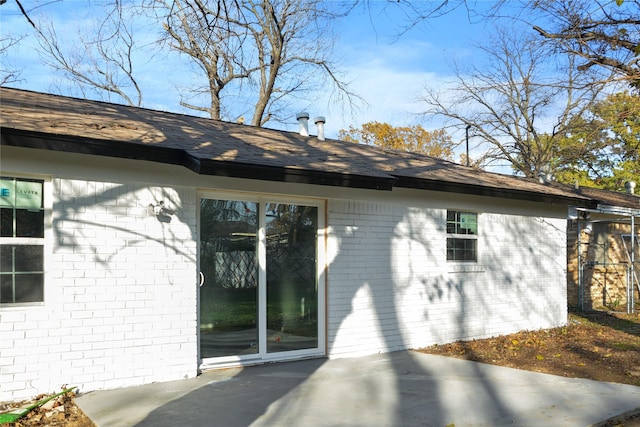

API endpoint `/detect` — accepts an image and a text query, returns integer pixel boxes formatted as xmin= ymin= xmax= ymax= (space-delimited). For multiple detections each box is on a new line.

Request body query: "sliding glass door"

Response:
xmin=199 ymin=200 xmax=259 ymax=359
xmin=199 ymin=195 xmax=323 ymax=363
xmin=265 ymin=203 xmax=318 ymax=353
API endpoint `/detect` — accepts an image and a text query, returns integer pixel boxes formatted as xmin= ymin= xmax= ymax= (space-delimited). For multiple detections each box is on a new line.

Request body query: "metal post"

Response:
xmin=631 ymin=214 xmax=636 ymax=313
xmin=628 ymin=265 xmax=632 ymax=314
xmin=465 ymin=125 xmax=471 ymax=167
xmin=578 ymin=218 xmax=583 ymax=311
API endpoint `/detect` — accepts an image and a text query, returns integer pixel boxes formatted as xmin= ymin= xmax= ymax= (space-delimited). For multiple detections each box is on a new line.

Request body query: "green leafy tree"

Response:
xmin=555 ymin=91 xmax=640 ymax=190
xmin=594 ymin=92 xmax=640 ymax=187
xmin=339 ymin=121 xmax=456 ymax=160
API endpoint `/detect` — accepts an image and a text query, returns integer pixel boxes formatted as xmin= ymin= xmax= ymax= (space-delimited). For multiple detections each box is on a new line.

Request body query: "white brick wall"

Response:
xmin=0 ymin=178 xmax=199 ymax=401
xmin=326 ymin=199 xmax=567 ymax=358
xmin=1 ymin=171 xmax=568 ymax=401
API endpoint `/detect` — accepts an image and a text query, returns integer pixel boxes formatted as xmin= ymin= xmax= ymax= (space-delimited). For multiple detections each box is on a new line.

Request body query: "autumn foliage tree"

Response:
xmin=339 ymin=122 xmax=456 ymax=160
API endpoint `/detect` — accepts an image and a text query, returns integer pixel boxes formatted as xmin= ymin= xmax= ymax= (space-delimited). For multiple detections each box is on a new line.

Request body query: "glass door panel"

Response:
xmin=265 ymin=203 xmax=318 ymax=353
xmin=199 ymin=199 xmax=259 ymax=358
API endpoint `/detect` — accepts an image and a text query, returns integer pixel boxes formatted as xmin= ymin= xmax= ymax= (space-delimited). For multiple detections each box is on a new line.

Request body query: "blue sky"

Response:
xmin=0 ymin=1 xmax=503 ymax=157
xmin=334 ymin=3 xmax=494 ymax=127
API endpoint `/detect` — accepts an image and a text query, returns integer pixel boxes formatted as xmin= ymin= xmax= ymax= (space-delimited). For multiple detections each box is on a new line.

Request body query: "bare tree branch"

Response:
xmin=14 ymin=0 xmax=38 ymax=29
xmin=420 ymin=27 xmax=607 ymax=179
xmin=522 ymin=0 xmax=640 ymax=88
xmin=13 ymin=0 xmax=359 ymax=126
xmin=33 ymin=1 xmax=143 ymax=106
xmin=0 ymin=34 xmax=24 ymax=85
xmin=151 ymin=0 xmax=357 ymax=126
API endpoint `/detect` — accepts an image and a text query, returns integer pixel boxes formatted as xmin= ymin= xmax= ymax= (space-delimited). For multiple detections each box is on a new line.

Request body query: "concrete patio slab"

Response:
xmin=76 ymin=351 xmax=640 ymax=427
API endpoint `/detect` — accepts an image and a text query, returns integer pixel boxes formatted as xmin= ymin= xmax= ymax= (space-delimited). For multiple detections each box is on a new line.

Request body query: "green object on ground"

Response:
xmin=0 ymin=387 xmax=77 ymax=424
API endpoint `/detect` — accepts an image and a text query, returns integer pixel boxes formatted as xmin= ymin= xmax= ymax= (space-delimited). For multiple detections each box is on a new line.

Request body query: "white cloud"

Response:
xmin=314 ymin=37 xmax=460 ymax=138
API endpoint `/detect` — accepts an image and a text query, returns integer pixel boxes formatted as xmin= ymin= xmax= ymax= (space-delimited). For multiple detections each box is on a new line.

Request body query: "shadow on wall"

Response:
xmin=42 ymin=124 xmax=566 ymax=424
xmin=54 ymin=182 xmax=570 ymax=425
xmin=136 ymin=203 xmax=456 ymax=426
xmin=45 ymin=181 xmax=198 ymax=392
xmin=135 ymin=205 xmax=568 ymax=425
xmin=53 ymin=182 xmax=195 ymax=270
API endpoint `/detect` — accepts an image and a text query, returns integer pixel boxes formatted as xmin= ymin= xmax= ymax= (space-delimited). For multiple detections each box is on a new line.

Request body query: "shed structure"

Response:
xmin=566 ymin=187 xmax=640 ymax=312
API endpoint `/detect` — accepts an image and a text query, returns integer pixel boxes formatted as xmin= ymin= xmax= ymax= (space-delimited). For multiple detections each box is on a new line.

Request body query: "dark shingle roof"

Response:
xmin=569 ymin=186 xmax=640 ymax=213
xmin=1 ymin=87 xmax=638 ymax=210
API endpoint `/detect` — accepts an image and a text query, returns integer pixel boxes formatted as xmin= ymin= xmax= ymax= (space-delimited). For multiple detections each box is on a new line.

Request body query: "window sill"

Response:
xmin=447 ymin=264 xmax=485 ymax=274
xmin=0 ymin=302 xmax=45 ymax=309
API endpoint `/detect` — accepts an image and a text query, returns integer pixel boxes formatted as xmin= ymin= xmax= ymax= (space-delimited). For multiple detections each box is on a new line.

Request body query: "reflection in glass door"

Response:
xmin=265 ymin=203 xmax=318 ymax=353
xmin=199 ymin=199 xmax=259 ymax=358
xmin=199 ymin=197 xmax=321 ymax=361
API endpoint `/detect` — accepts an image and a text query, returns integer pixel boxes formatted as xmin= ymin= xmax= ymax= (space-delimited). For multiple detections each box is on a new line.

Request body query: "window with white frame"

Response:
xmin=0 ymin=177 xmax=45 ymax=304
xmin=446 ymin=210 xmax=478 ymax=262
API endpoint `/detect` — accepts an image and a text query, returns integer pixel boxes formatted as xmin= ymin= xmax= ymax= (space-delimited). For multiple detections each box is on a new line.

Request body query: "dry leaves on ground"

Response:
xmin=0 ymin=388 xmax=94 ymax=427
xmin=418 ymin=310 xmax=640 ymax=386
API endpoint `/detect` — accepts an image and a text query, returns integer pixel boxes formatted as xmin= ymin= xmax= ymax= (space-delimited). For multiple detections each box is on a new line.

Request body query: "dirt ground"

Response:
xmin=2 ymin=309 xmax=639 ymax=427
xmin=0 ymin=388 xmax=94 ymax=427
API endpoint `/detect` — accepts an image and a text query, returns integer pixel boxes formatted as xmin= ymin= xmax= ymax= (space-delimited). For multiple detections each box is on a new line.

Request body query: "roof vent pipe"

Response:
xmin=296 ymin=112 xmax=309 ymax=137
xmin=314 ymin=116 xmax=326 ymax=141
xmin=625 ymin=181 xmax=636 ymax=195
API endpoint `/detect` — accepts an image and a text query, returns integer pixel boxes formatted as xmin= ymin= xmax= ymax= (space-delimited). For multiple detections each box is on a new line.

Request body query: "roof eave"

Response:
xmin=1 ymin=126 xmax=193 ymax=167
xmin=394 ymin=176 xmax=598 ymax=208
xmin=197 ymin=159 xmax=394 ymax=190
xmin=1 ymin=127 xmax=394 ymax=191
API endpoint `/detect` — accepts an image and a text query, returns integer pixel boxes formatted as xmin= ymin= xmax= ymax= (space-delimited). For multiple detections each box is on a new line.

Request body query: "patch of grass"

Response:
xmin=611 ymin=342 xmax=639 ymax=351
